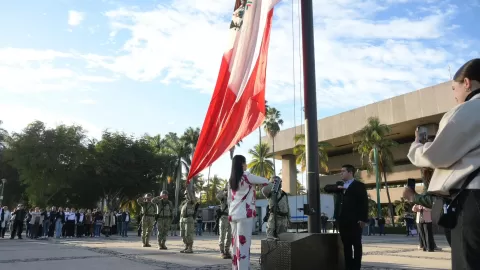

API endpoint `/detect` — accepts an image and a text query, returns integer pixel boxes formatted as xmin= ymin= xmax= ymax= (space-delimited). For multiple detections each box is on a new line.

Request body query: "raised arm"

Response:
xmin=408 ymin=106 xmax=480 ymax=168
xmin=244 ymin=172 xmax=269 ymax=185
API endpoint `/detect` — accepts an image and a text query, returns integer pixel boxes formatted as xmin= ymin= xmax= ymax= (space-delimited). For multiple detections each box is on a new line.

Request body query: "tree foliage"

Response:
xmin=0 ymin=120 xmax=204 ymax=212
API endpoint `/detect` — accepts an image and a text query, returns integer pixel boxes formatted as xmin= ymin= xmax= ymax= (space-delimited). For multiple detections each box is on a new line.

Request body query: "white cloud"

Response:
xmin=91 ymin=0 xmax=464 ymax=110
xmin=0 ymin=48 xmax=116 ymax=93
xmin=79 ymin=99 xmax=97 ymax=105
xmin=68 ymin=10 xmax=85 ymax=26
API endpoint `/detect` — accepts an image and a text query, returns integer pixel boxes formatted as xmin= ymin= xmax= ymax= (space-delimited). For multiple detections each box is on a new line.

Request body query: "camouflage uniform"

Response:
xmin=152 ymin=191 xmax=173 ymax=250
xmin=179 ymin=197 xmax=197 ymax=253
xmin=216 ymin=189 xmax=232 ymax=259
xmin=262 ymin=182 xmax=290 ymax=239
xmin=137 ymin=194 xmax=156 ymax=247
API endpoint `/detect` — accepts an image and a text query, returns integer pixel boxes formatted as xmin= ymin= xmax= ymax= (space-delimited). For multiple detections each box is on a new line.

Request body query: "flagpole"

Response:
xmin=300 ymin=0 xmax=320 ymax=233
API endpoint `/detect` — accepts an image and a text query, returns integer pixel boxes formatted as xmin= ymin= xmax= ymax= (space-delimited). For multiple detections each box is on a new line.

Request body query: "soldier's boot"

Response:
xmin=219 ymin=244 xmax=225 ymax=256
xmin=159 ymin=240 xmax=167 ymax=250
xmin=144 ymin=239 xmax=151 ymax=247
xmin=184 ymin=243 xmax=193 ymax=253
xmin=222 ymin=248 xmax=232 ymax=259
xmin=180 ymin=244 xmax=188 ymax=253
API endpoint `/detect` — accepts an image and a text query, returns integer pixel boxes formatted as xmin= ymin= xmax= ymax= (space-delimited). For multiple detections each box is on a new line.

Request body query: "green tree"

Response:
xmin=247 ymin=142 xmax=274 ymax=178
xmin=263 ymin=107 xmax=283 ymax=174
xmin=394 ymin=198 xmax=411 ymax=217
xmin=5 ymin=121 xmax=92 ymax=207
xmin=94 ymin=131 xmax=162 ymax=210
xmin=296 ymin=180 xmax=306 ymax=195
xmin=293 ymin=134 xmax=332 ymax=173
xmin=353 ymin=117 xmax=397 ymax=225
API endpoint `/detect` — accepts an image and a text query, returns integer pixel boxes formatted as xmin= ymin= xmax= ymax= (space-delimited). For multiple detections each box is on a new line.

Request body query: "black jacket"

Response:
xmin=324 ymin=180 xmax=368 ymax=224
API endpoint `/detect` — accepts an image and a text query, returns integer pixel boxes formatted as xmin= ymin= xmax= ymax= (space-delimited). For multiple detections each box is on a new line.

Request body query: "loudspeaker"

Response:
xmin=260 ymin=233 xmax=344 ymax=270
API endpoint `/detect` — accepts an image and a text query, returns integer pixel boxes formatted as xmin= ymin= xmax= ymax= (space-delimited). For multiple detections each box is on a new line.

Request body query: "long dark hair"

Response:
xmin=229 ymin=155 xmax=246 ymax=191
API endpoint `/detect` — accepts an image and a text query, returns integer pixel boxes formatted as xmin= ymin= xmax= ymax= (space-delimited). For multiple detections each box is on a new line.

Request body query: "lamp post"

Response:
xmin=0 ymin=178 xmax=6 ymax=205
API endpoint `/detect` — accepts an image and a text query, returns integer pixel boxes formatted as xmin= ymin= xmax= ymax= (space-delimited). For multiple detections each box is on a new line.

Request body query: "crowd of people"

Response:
xmin=0 ymin=205 xmax=131 ymax=239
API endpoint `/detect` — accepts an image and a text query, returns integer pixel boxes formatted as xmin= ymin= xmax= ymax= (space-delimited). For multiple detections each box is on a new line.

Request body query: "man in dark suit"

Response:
xmin=324 ymin=164 xmax=368 ymax=270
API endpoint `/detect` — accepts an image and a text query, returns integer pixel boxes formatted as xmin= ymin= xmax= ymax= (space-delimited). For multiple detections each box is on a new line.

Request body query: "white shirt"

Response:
xmin=343 ymin=179 xmax=354 ymax=189
xmin=228 ymin=171 xmax=269 ymax=221
xmin=125 ymin=214 xmax=130 ymax=222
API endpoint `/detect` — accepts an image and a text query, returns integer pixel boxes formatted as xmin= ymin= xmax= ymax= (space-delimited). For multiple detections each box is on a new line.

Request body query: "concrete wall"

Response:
xmin=268 ymin=81 xmax=454 ymax=155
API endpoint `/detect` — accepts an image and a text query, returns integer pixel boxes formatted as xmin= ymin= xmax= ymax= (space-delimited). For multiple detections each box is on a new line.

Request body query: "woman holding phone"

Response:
xmin=228 ymin=155 xmax=269 ymax=270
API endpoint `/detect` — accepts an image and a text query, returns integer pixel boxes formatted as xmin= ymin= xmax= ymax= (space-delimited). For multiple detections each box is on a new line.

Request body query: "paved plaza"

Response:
xmin=0 ymin=232 xmax=451 ymax=269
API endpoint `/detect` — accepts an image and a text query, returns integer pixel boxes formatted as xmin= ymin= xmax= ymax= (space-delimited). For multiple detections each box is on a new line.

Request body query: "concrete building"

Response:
xmin=264 ymin=81 xmax=456 ymax=203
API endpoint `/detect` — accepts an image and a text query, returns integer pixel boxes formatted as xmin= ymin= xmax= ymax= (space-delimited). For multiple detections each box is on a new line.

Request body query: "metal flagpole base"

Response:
xmin=260 ymin=233 xmax=344 ymax=270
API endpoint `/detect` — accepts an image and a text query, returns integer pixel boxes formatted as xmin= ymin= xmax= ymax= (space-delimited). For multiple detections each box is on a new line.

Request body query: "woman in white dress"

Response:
xmin=228 ymin=155 xmax=269 ymax=270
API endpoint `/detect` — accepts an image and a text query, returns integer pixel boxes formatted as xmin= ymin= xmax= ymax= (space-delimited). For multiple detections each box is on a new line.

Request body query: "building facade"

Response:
xmin=264 ymin=81 xmax=455 ymax=203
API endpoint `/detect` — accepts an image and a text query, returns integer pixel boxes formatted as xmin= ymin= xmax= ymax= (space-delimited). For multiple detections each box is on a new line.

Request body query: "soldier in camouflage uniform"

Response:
xmin=179 ymin=190 xmax=198 ymax=253
xmin=262 ymin=177 xmax=290 ymax=239
xmin=151 ymin=190 xmax=173 ymax=250
xmin=137 ymin=193 xmax=156 ymax=247
xmin=215 ymin=186 xmax=232 ymax=259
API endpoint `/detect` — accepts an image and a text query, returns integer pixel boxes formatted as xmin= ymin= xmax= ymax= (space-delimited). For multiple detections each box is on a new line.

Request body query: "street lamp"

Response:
xmin=0 ymin=178 xmax=6 ymax=205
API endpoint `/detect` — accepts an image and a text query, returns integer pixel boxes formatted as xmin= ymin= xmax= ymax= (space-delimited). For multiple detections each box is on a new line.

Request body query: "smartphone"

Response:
xmin=407 ymin=178 xmax=416 ymax=189
xmin=416 ymin=126 xmax=428 ymax=143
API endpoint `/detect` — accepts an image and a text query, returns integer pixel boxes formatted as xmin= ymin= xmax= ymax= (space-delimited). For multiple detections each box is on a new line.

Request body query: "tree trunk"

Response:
xmin=259 ymin=127 xmax=263 ymax=177
xmin=272 ymin=137 xmax=276 ymax=176
xmin=381 ymin=164 xmax=395 ymax=227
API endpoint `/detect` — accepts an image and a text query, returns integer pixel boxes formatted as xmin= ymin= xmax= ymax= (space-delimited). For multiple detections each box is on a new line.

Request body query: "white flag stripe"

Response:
xmin=226 ymin=0 xmax=279 ymax=100
xmin=236 ymin=0 xmax=279 ymax=102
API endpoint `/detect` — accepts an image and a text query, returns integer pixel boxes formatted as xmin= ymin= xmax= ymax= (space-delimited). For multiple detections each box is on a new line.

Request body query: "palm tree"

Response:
xmin=353 ymin=117 xmax=397 ymax=226
xmin=293 ymin=134 xmax=332 ymax=173
xmin=163 ymin=132 xmax=193 ymax=215
xmin=247 ymin=142 xmax=274 ymax=178
xmin=394 ymin=198 xmax=411 ymax=217
xmin=263 ymin=107 xmax=283 ymax=175
xmin=296 ymin=180 xmax=306 ymax=195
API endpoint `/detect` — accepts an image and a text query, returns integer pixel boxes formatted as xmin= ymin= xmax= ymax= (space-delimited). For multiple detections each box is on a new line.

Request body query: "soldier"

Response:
xmin=216 ymin=186 xmax=232 ymax=259
xmin=262 ymin=176 xmax=290 ymax=239
xmin=179 ymin=190 xmax=199 ymax=253
xmin=152 ymin=190 xmax=174 ymax=250
xmin=137 ymin=193 xmax=156 ymax=247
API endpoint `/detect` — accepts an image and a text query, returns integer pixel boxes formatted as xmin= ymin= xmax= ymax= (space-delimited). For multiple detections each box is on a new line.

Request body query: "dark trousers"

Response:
xmin=322 ymin=222 xmax=328 ymax=233
xmin=11 ymin=220 xmax=24 ymax=239
xmin=1 ymin=226 xmax=6 ymax=237
xmin=65 ymin=221 xmax=75 ymax=237
xmin=76 ymin=224 xmax=84 ymax=237
xmin=31 ymin=223 xmax=40 ymax=238
xmin=85 ymin=224 xmax=92 ymax=236
xmin=418 ymin=222 xmax=434 ymax=251
xmin=451 ymin=190 xmax=480 ymax=270
xmin=48 ymin=222 xmax=55 ymax=237
xmin=339 ymin=222 xmax=363 ymax=270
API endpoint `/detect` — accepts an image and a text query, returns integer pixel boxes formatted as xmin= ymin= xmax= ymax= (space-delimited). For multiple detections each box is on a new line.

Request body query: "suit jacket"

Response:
xmin=325 ymin=180 xmax=368 ymax=225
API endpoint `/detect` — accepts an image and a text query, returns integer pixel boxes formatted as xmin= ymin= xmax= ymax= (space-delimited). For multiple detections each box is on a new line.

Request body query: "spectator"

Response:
xmin=407 ymin=58 xmax=480 ymax=269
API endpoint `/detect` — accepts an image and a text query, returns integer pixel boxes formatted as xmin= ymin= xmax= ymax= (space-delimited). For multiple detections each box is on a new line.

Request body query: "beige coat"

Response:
xmin=407 ymin=93 xmax=480 ymax=196
xmin=103 ymin=212 xmax=115 ymax=227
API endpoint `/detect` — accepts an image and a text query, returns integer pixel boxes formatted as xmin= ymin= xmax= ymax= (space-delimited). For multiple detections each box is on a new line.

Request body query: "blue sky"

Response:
xmin=0 ymin=0 xmax=478 ymax=182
